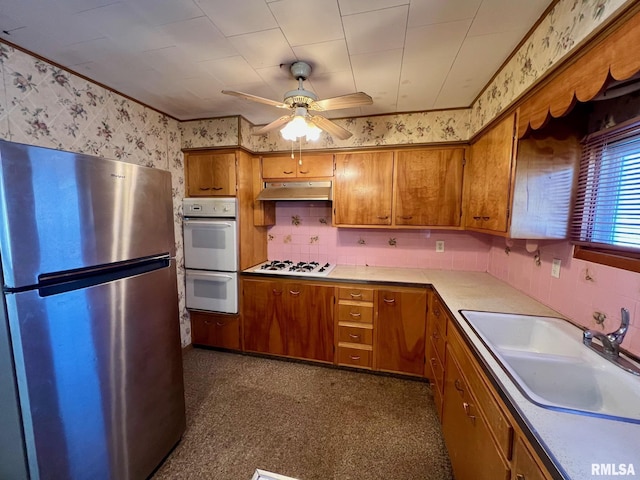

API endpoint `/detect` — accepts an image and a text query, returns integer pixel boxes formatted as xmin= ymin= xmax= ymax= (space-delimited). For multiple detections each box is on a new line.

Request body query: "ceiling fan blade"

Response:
xmin=222 ymin=90 xmax=289 ymax=109
xmin=309 ymin=92 xmax=373 ymax=111
xmin=252 ymin=115 xmax=293 ymax=135
xmin=308 ymin=114 xmax=352 ymax=140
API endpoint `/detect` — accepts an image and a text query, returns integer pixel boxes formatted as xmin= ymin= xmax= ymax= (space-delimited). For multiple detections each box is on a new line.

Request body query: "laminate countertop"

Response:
xmin=243 ymin=265 xmax=640 ymax=479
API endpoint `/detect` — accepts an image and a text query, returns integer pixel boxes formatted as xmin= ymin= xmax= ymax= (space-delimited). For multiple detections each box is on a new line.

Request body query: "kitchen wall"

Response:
xmin=267 ymin=202 xmax=491 ymax=271
xmin=0 ymin=43 xmax=191 ymax=347
xmin=488 ymin=239 xmax=640 ymax=357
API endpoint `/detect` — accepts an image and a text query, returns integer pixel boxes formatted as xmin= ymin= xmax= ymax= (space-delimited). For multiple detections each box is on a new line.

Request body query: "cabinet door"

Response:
xmin=512 ymin=436 xmax=548 ymax=480
xmin=284 ymin=282 xmax=334 ymax=362
xmin=333 ymin=152 xmax=394 ymax=225
xmin=464 ymin=114 xmax=516 ymax=232
xmin=242 ymin=279 xmax=286 ymax=355
xmin=376 ymin=288 xmax=427 ymax=376
xmin=297 ymin=154 xmax=334 ymax=178
xmin=186 ymin=152 xmax=236 ymax=196
xmin=395 ymin=148 xmax=464 ymax=226
xmin=262 ymin=156 xmax=297 ymax=179
xmin=191 ymin=311 xmax=240 ymax=350
xmin=442 ymin=347 xmax=510 ymax=480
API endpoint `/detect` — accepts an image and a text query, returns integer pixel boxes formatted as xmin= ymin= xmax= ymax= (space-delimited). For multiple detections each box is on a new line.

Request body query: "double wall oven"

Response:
xmin=183 ymin=198 xmax=238 ymax=314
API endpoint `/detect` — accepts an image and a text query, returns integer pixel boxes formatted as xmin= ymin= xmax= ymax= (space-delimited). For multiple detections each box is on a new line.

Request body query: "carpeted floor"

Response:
xmin=152 ymin=349 xmax=453 ymax=480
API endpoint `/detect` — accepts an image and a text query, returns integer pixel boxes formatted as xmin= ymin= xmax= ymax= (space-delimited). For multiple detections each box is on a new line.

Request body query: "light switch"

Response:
xmin=551 ymin=258 xmax=561 ymax=278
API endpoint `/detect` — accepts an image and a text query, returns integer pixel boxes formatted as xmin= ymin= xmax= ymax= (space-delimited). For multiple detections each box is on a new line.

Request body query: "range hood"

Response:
xmin=256 ymin=181 xmax=332 ymax=201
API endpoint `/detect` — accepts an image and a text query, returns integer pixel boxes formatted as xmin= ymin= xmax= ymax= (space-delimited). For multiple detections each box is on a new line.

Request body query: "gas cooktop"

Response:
xmin=251 ymin=260 xmax=336 ymax=277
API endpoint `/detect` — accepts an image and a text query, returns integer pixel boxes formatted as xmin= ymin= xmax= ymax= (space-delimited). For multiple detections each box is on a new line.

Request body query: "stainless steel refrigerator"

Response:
xmin=0 ymin=140 xmax=186 ymax=480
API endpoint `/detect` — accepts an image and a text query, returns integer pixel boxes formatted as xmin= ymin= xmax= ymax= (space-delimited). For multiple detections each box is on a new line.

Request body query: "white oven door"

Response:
xmin=183 ymin=218 xmax=238 ymax=272
xmin=185 ymin=270 xmax=238 ymax=314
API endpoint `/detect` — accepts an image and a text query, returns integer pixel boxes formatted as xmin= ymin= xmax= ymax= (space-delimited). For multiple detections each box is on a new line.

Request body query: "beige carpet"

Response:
xmin=152 ymin=349 xmax=453 ymax=480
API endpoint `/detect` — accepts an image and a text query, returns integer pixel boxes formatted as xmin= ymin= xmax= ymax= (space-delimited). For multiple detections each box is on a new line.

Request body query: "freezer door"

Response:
xmin=0 ymin=140 xmax=175 ymax=289
xmin=5 ymin=264 xmax=185 ymax=480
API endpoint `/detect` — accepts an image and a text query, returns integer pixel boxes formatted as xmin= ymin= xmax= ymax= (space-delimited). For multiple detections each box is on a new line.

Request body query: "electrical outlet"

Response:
xmin=436 ymin=241 xmax=445 ymax=253
xmin=551 ymin=258 xmax=561 ymax=278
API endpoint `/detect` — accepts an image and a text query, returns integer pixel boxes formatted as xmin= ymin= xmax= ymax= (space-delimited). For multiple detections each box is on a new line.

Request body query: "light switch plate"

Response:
xmin=436 ymin=241 xmax=445 ymax=253
xmin=551 ymin=258 xmax=561 ymax=278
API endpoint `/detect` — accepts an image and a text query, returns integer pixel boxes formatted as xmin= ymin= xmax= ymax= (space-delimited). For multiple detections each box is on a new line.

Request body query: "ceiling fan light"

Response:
xmin=280 ymin=114 xmax=321 ymax=142
xmin=305 ymin=123 xmax=321 ymax=141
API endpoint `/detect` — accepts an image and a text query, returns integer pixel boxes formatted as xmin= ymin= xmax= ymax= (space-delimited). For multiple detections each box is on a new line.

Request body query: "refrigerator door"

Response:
xmin=5 ymin=263 xmax=185 ymax=480
xmin=0 ymin=140 xmax=175 ymax=289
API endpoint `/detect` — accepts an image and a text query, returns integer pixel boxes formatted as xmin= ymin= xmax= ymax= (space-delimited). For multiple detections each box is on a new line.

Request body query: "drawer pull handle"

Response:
xmin=215 ymin=321 xmax=225 ymax=327
xmin=348 ymin=333 xmax=361 ymax=340
xmin=377 ymin=215 xmax=389 ymax=220
xmin=349 ymin=312 xmax=361 ymax=318
xmin=454 ymin=379 xmax=464 ymax=393
xmin=432 ymin=331 xmax=439 ymax=340
xmin=299 ymin=170 xmax=309 ymax=174
xmin=350 ymin=355 xmax=361 ymax=360
xmin=399 ymin=215 xmax=413 ymax=220
xmin=482 ymin=216 xmax=490 ymax=221
xmin=198 ymin=186 xmax=211 ymax=190
xmin=434 ymin=308 xmax=440 ymax=317
xmin=516 ymin=475 xmax=525 ymax=480
xmin=349 ymin=292 xmax=363 ymax=298
xmin=473 ymin=216 xmax=481 ymax=220
xmin=283 ymin=170 xmax=294 ymax=174
xmin=289 ymin=290 xmax=301 ymax=296
xmin=272 ymin=289 xmax=283 ymax=295
xmin=383 ymin=297 xmax=395 ymax=304
xmin=212 ymin=186 xmax=223 ymax=191
xmin=430 ymin=357 xmax=437 ymax=366
xmin=463 ymin=402 xmax=476 ymax=423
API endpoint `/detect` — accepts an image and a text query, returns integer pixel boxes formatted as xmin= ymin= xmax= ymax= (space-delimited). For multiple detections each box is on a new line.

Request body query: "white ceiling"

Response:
xmin=0 ymin=0 xmax=552 ymax=124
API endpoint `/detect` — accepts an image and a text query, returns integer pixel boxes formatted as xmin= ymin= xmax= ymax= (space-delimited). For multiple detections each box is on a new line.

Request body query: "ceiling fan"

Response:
xmin=222 ymin=61 xmax=372 ymax=140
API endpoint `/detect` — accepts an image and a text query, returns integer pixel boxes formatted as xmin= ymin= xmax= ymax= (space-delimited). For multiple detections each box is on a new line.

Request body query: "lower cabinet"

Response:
xmin=190 ymin=311 xmax=241 ymax=350
xmin=242 ymin=278 xmax=334 ymax=362
xmin=376 ymin=287 xmax=427 ymax=376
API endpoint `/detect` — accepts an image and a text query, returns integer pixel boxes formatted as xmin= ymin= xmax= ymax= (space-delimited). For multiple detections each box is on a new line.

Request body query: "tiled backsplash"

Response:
xmin=267 ymin=202 xmax=492 ymax=271
xmin=488 ymin=238 xmax=640 ymax=357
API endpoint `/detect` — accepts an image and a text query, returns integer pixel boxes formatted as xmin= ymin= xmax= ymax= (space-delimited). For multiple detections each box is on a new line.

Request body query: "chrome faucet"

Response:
xmin=583 ymin=307 xmax=629 ymax=357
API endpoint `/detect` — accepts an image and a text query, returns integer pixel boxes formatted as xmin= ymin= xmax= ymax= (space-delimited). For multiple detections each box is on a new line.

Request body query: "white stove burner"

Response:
xmin=252 ymin=260 xmax=336 ymax=277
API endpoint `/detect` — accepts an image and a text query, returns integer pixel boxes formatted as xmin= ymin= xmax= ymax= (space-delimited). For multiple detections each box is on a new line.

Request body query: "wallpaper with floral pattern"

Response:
xmin=471 ymin=0 xmax=632 ymax=134
xmin=179 ymin=117 xmax=240 ymax=149
xmin=0 ymin=43 xmax=191 ymax=347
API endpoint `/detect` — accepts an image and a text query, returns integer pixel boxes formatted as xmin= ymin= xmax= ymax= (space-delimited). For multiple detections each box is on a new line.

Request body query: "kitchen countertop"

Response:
xmin=243 ymin=265 xmax=640 ymax=479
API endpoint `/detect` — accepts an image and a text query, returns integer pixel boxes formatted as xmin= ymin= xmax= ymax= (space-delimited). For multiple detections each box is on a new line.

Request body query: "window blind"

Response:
xmin=571 ymin=118 xmax=640 ymax=253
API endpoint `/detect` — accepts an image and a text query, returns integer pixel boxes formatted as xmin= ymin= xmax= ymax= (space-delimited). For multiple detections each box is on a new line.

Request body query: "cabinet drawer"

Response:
xmin=449 ymin=326 xmax=513 ymax=459
xmin=337 ymin=303 xmax=374 ymax=323
xmin=337 ymin=287 xmax=374 ymax=302
xmin=338 ymin=325 xmax=373 ymax=345
xmin=190 ymin=311 xmax=240 ymax=350
xmin=337 ymin=346 xmax=372 ymax=368
xmin=431 ymin=296 xmax=448 ymax=338
xmin=430 ymin=321 xmax=446 ymax=365
xmin=428 ymin=341 xmax=445 ymax=393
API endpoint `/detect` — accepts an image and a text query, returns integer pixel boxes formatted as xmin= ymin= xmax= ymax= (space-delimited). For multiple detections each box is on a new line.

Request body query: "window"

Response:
xmin=571 ymin=118 xmax=640 ymax=272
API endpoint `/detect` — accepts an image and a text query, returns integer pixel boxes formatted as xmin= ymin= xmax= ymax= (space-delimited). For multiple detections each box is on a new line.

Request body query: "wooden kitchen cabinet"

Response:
xmin=333 ymin=151 xmax=394 ymax=226
xmin=512 ymin=435 xmax=549 ymax=480
xmin=190 ymin=311 xmax=241 ymax=350
xmin=376 ymin=287 xmax=428 ymax=376
xmin=395 ymin=148 xmax=464 ymax=227
xmin=464 ymin=113 xmax=516 ymax=233
xmin=242 ymin=278 xmax=334 ymax=362
xmin=262 ymin=154 xmax=334 ymax=180
xmin=335 ymin=285 xmax=376 ymax=369
xmin=464 ymin=112 xmax=580 ymax=238
xmin=185 ymin=151 xmax=237 ymax=197
xmin=425 ymin=294 xmax=448 ymax=417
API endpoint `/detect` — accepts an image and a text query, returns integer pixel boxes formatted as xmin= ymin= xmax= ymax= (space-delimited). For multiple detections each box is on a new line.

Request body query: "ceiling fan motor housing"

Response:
xmin=290 ymin=61 xmax=312 ymax=80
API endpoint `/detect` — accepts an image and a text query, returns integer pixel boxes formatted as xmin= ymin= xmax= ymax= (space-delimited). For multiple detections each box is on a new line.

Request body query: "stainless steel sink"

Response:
xmin=460 ymin=310 xmax=640 ymax=423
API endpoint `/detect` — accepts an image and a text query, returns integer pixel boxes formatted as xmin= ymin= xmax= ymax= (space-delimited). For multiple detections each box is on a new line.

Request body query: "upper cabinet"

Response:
xmin=333 ymin=151 xmax=394 ymax=226
xmin=262 ymin=154 xmax=334 ymax=180
xmin=464 ymin=114 xmax=516 ymax=233
xmin=333 ymin=148 xmax=465 ymax=228
xmin=185 ymin=151 xmax=237 ymax=197
xmin=463 ymin=112 xmax=581 ymax=238
xmin=395 ymin=148 xmax=464 ymax=227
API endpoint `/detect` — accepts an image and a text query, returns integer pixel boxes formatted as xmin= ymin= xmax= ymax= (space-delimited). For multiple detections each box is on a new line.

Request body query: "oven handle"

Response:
xmin=184 ymin=218 xmax=235 ymax=228
xmin=187 ymin=272 xmax=235 ymax=282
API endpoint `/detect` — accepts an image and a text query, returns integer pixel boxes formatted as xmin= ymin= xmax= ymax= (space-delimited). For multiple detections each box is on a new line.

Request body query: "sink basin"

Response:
xmin=461 ymin=310 xmax=640 ymax=423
